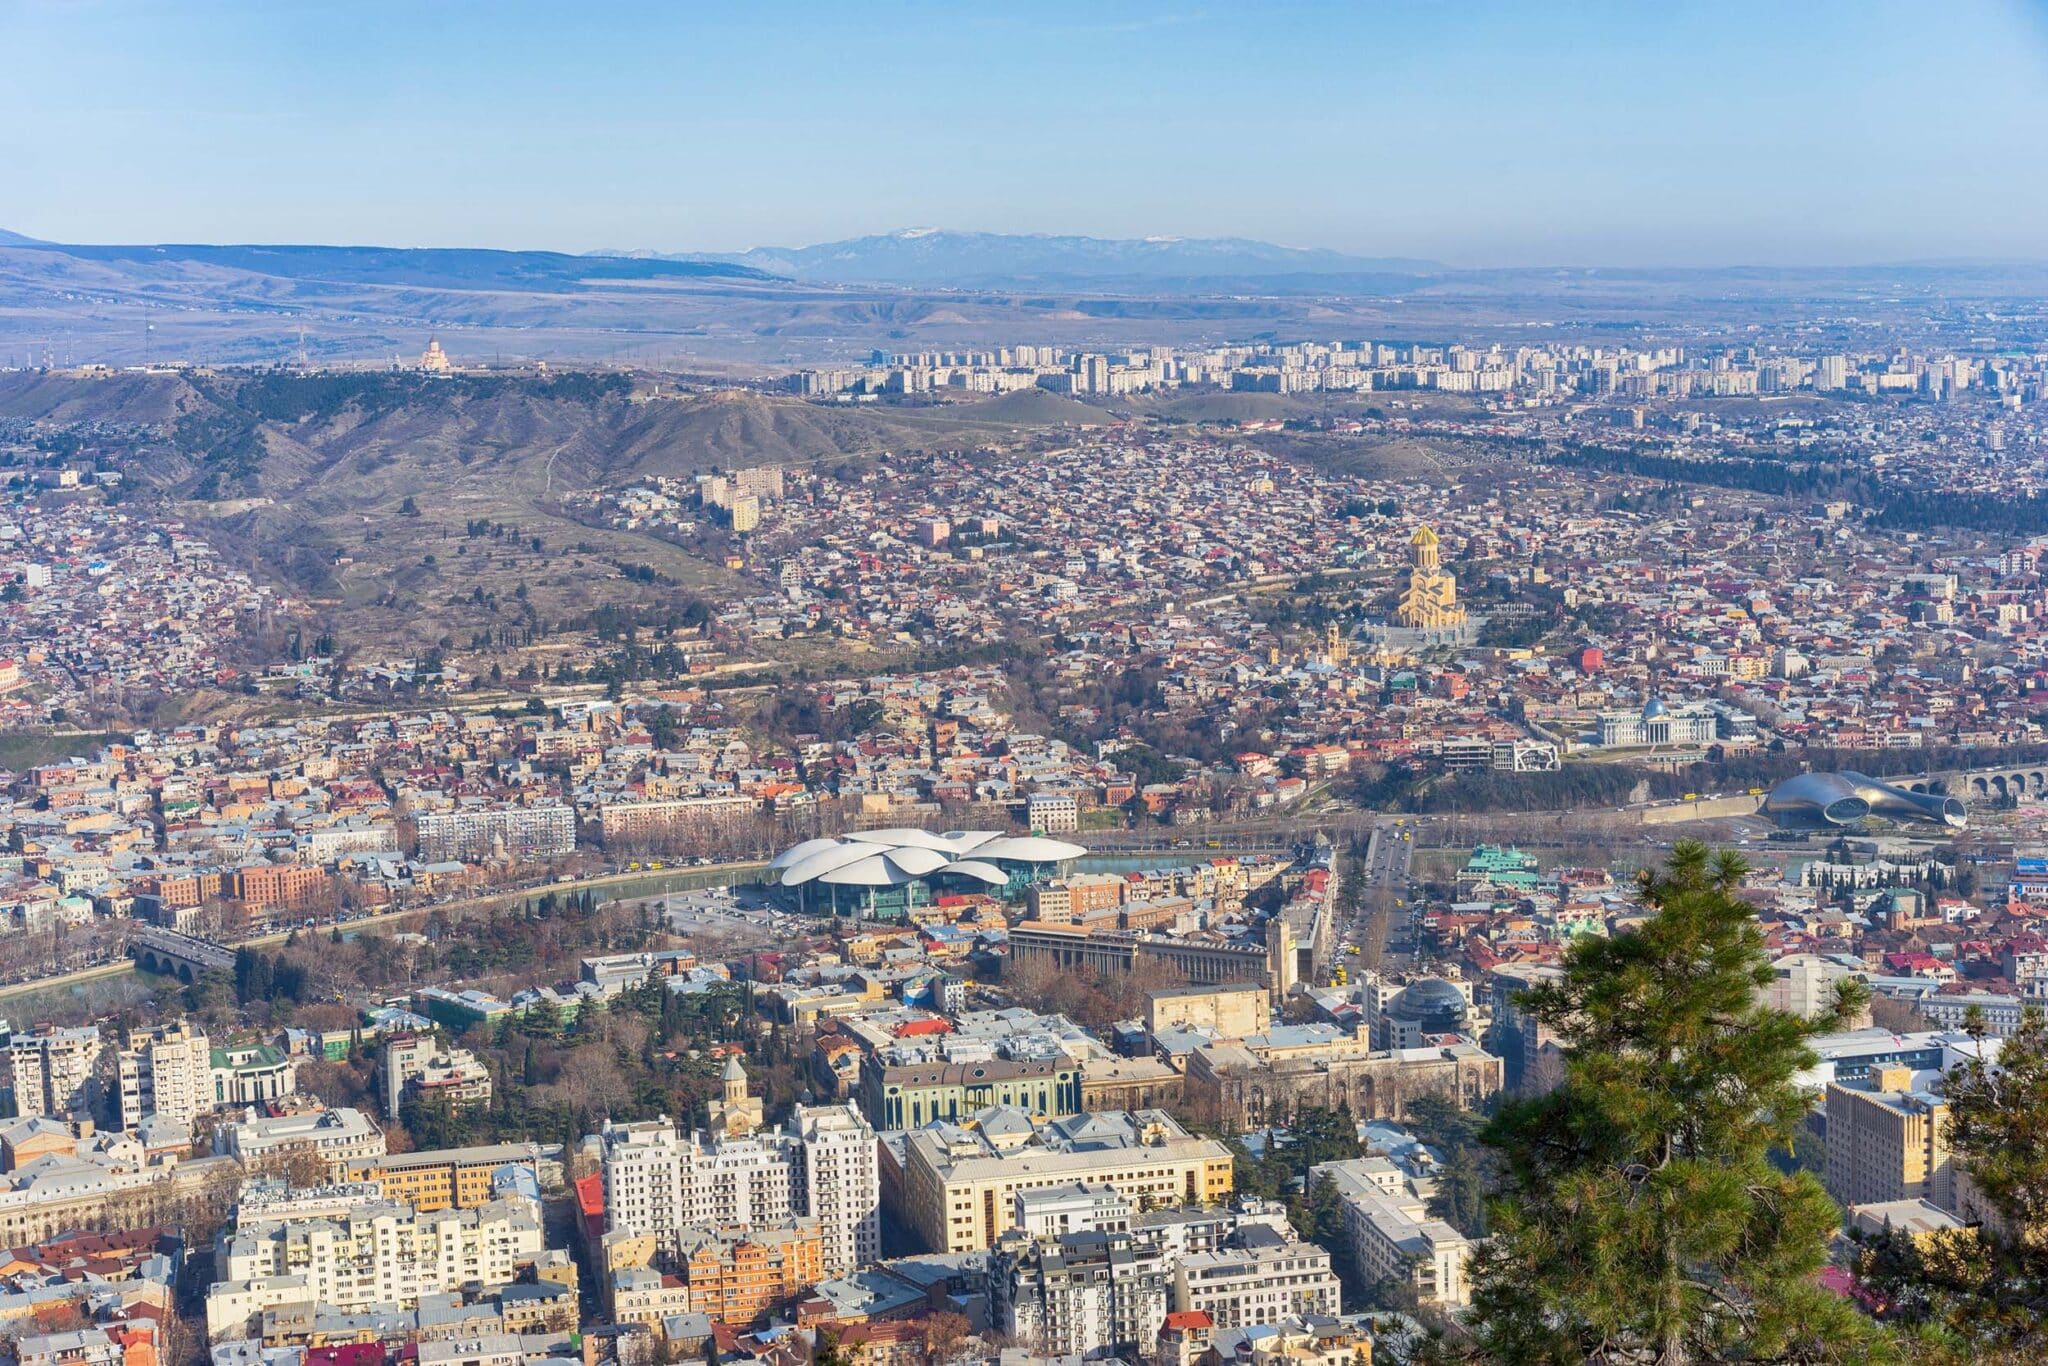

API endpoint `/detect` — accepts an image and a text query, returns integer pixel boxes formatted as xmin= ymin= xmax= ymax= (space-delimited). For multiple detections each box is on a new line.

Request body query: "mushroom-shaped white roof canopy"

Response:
xmin=970 ymin=835 xmax=1088 ymax=863
xmin=774 ymin=830 xmax=1085 ymax=889
xmin=818 ymin=855 xmax=918 ymax=887
xmin=937 ymin=859 xmax=1008 ymax=886
xmin=780 ymin=841 xmax=892 ymax=887
xmin=771 ymin=837 xmax=843 ymax=872
xmin=881 ymin=846 xmax=951 ymax=878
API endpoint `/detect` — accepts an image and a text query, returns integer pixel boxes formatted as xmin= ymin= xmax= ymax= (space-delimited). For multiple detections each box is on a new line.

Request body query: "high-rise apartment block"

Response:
xmin=791 ymin=1103 xmax=881 ymax=1275
xmin=206 ymin=1187 xmax=545 ymax=1338
xmin=600 ymin=1102 xmax=879 ymax=1278
xmin=117 ymin=1021 xmax=212 ymax=1129
xmin=1825 ymin=1067 xmax=1952 ymax=1210
xmin=8 ymin=1026 xmax=104 ymax=1121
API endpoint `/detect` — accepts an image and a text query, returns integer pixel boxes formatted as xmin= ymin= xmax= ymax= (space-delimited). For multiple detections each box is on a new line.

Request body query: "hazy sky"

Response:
xmin=5 ymin=0 xmax=2048 ymax=267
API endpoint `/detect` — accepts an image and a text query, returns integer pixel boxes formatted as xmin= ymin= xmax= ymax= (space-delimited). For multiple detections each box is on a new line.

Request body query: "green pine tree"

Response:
xmin=1851 ymin=1003 xmax=2048 ymax=1358
xmin=1466 ymin=841 xmax=1893 ymax=1365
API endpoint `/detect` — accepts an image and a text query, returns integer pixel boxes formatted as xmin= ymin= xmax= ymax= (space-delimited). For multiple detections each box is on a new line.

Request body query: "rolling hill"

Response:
xmin=0 ymin=370 xmax=1132 ymax=650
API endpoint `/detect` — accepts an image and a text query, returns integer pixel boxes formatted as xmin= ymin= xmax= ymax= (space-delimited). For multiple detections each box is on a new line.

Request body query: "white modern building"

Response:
xmin=1595 ymin=698 xmax=1722 ymax=748
xmin=771 ymin=829 xmax=1085 ymax=918
xmin=600 ymin=1102 xmax=880 ymax=1275
xmin=117 ymin=1021 xmax=213 ymax=1129
xmin=7 ymin=1026 xmax=104 ymax=1121
xmin=791 ymin=1103 xmax=881 ymax=1276
xmin=207 ymin=1193 xmax=544 ymax=1337
xmin=1310 ymin=1156 xmax=1472 ymax=1308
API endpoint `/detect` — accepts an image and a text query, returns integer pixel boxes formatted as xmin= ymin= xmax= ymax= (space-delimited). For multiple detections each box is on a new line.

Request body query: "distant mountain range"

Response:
xmin=0 ymin=233 xmax=771 ymax=290
xmin=7 ymin=225 xmax=2048 ymax=367
xmin=610 ymin=228 xmax=1448 ymax=289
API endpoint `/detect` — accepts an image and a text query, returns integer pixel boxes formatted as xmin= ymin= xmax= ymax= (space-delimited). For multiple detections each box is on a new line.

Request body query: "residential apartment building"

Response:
xmin=791 ymin=1103 xmax=881 ymax=1277
xmin=897 ymin=1110 xmax=1233 ymax=1254
xmin=382 ymin=1035 xmax=492 ymax=1117
xmin=600 ymin=1103 xmax=878 ymax=1274
xmin=672 ymin=1220 xmax=826 ymax=1326
xmin=600 ymin=1123 xmax=794 ymax=1247
xmin=411 ymin=806 xmax=575 ymax=864
xmin=1309 ymin=1156 xmax=1472 ymax=1308
xmin=1174 ymin=1225 xmax=1342 ymax=1328
xmin=1825 ymin=1067 xmax=1953 ymax=1210
xmin=7 ymin=1026 xmax=104 ymax=1121
xmin=994 ymin=1226 xmax=1172 ymax=1359
xmin=229 ymin=862 xmax=331 ymax=914
xmin=206 ymin=1194 xmax=545 ymax=1337
xmin=116 ymin=1022 xmax=212 ymax=1129
xmin=14 ymin=1329 xmax=130 ymax=1366
xmin=1026 ymin=794 xmax=1080 ymax=834
xmin=597 ymin=796 xmax=759 ymax=849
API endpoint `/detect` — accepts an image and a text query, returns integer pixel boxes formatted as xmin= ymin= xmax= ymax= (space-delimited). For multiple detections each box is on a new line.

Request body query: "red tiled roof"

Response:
xmin=575 ymin=1172 xmax=605 ymax=1219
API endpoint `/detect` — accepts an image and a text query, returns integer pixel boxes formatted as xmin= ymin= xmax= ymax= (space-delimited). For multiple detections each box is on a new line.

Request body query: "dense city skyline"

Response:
xmin=8 ymin=8 xmax=2048 ymax=1364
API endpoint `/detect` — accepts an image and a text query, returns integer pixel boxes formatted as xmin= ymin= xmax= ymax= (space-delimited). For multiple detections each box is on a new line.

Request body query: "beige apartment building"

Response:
xmin=1824 ymin=1067 xmax=1952 ymax=1210
xmin=1145 ymin=983 xmax=1270 ymax=1039
xmin=897 ymin=1109 xmax=1233 ymax=1253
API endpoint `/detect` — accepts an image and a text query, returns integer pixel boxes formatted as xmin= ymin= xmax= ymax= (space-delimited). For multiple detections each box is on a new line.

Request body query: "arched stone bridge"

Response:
xmin=1903 ymin=765 xmax=2048 ymax=803
xmin=130 ymin=927 xmax=237 ymax=982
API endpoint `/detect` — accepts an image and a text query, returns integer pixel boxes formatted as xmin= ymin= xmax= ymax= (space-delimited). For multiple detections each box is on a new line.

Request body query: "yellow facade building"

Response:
xmin=342 ymin=1143 xmax=543 ymax=1212
xmin=1824 ymin=1068 xmax=1951 ymax=1210
xmin=1394 ymin=525 xmax=1467 ymax=630
xmin=897 ymin=1109 xmax=1233 ymax=1253
xmin=1146 ymin=983 xmax=1271 ymax=1040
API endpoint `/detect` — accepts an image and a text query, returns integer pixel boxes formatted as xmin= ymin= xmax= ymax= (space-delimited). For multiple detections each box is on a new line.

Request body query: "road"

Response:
xmin=1361 ymin=819 xmax=1417 ymax=891
xmin=1333 ymin=817 xmax=1421 ymax=972
xmin=0 ymin=857 xmax=773 ymax=1004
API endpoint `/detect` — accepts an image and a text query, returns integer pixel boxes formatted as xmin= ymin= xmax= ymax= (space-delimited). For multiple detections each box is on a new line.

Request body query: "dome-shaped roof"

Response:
xmin=938 ymin=859 xmax=1008 ymax=886
xmin=971 ymin=835 xmax=1087 ymax=864
xmin=818 ymin=854 xmax=918 ymax=887
xmin=773 ymin=829 xmax=1089 ymax=889
xmin=1387 ymin=979 xmax=1469 ymax=1021
xmin=771 ymin=837 xmax=843 ymax=871
xmin=1642 ymin=697 xmax=1669 ymax=718
xmin=881 ymin=846 xmax=951 ymax=878
xmin=780 ymin=841 xmax=892 ymax=886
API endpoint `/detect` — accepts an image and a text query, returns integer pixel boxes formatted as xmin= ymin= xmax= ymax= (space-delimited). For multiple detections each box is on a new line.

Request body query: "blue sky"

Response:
xmin=3 ymin=0 xmax=2047 ymax=267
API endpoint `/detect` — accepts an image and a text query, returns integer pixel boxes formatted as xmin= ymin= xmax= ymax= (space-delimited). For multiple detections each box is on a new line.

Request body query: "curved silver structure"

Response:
xmin=1761 ymin=771 xmax=1966 ymax=830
